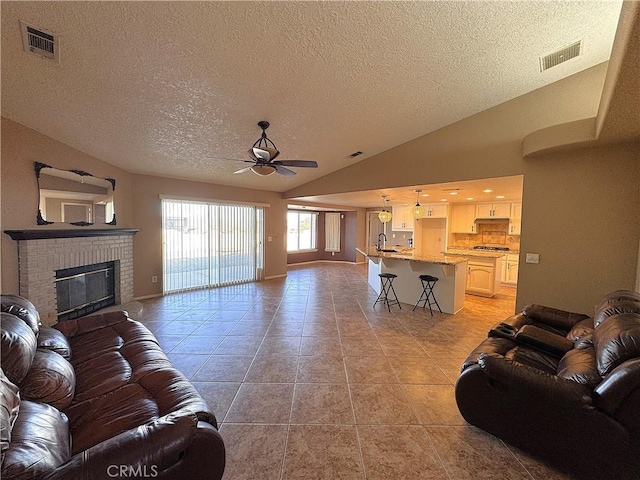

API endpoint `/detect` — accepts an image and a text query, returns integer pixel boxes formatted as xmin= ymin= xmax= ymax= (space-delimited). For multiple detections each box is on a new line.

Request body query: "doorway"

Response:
xmin=366 ymin=211 xmax=386 ymax=251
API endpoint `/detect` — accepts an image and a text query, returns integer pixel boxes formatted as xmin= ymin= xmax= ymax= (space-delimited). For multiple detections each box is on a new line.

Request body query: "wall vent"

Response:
xmin=540 ymin=41 xmax=581 ymax=72
xmin=349 ymin=151 xmax=363 ymax=158
xmin=21 ymin=21 xmax=59 ymax=61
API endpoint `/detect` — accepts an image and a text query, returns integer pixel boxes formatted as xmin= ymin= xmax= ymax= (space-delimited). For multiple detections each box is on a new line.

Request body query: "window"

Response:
xmin=287 ymin=211 xmax=317 ymax=252
xmin=162 ymin=199 xmax=264 ymax=293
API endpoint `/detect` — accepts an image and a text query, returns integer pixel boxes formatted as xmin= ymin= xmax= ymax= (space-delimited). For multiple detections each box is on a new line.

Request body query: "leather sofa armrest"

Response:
xmin=53 ymin=311 xmax=130 ymax=338
xmin=594 ymin=358 xmax=640 ymax=416
xmin=522 ymin=304 xmax=590 ymax=333
xmin=515 ymin=324 xmax=574 ymax=357
xmin=43 ymin=413 xmax=200 ymax=480
xmin=461 ymin=337 xmax=515 ymax=372
xmin=478 ymin=353 xmax=593 ymax=409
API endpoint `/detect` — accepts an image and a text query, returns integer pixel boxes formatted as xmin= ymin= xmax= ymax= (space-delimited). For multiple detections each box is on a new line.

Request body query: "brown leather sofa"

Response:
xmin=455 ymin=290 xmax=640 ymax=479
xmin=0 ymin=294 xmax=225 ymax=480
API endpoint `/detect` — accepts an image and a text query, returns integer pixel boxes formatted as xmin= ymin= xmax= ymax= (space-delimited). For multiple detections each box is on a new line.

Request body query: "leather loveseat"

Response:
xmin=0 ymin=294 xmax=225 ymax=480
xmin=455 ymin=290 xmax=640 ymax=479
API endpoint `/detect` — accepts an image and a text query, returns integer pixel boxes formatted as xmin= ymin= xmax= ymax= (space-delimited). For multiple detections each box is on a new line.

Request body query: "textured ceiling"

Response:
xmin=1 ymin=1 xmax=623 ymax=193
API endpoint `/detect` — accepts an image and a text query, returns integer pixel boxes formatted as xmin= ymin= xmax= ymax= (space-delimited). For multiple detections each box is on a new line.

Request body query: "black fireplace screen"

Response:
xmin=55 ymin=261 xmax=115 ymax=320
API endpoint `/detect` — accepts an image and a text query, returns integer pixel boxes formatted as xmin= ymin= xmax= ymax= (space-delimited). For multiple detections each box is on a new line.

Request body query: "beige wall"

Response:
xmin=131 ymin=173 xmax=288 ymax=298
xmin=0 ymin=118 xmax=133 ymax=293
xmin=517 ymin=141 xmax=640 ymax=313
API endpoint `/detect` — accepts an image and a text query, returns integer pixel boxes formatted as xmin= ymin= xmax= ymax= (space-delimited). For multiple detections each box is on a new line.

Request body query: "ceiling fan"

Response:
xmin=232 ymin=121 xmax=318 ymax=176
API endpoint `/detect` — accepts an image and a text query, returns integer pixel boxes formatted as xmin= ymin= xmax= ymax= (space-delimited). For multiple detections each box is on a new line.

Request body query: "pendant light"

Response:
xmin=412 ymin=189 xmax=424 ymax=219
xmin=378 ymin=195 xmax=392 ymax=223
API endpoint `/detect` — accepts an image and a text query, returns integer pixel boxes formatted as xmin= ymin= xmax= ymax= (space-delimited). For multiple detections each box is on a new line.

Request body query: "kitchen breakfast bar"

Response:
xmin=357 ymin=249 xmax=468 ymax=314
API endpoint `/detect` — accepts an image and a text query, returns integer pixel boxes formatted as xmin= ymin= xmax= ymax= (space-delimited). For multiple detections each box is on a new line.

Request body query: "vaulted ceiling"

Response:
xmin=1 ymin=1 xmax=624 ymax=193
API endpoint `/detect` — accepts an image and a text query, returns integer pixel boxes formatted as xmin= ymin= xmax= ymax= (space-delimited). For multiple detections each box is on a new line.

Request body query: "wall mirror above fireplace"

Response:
xmin=36 ymin=162 xmax=116 ymax=226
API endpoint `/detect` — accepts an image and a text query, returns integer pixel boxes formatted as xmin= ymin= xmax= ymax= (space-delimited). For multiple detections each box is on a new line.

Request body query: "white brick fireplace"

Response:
xmin=6 ymin=229 xmax=138 ymax=326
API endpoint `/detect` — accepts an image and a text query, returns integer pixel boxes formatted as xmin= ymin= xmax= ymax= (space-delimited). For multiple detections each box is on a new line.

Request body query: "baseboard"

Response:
xmin=264 ymin=273 xmax=288 ymax=280
xmin=134 ymin=293 xmax=163 ymax=300
xmin=288 ymin=260 xmax=357 ymax=266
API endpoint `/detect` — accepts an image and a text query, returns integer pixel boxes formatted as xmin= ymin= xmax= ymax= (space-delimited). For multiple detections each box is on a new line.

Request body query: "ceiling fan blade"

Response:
xmin=234 ymin=166 xmax=252 ymax=174
xmin=273 ymin=160 xmax=318 ymax=168
xmin=274 ymin=165 xmax=296 ymax=176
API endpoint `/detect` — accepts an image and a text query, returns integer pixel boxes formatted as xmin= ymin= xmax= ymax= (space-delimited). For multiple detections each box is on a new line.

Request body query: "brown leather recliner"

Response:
xmin=455 ymin=290 xmax=640 ymax=479
xmin=0 ymin=294 xmax=225 ymax=480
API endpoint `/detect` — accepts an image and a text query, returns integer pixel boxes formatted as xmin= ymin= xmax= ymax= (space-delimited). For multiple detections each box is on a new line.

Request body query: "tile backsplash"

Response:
xmin=451 ymin=222 xmax=521 ymax=251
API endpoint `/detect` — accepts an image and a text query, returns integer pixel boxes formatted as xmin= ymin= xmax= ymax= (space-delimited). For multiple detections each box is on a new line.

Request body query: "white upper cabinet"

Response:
xmin=450 ymin=204 xmax=477 ymax=234
xmin=391 ymin=206 xmax=414 ymax=231
xmin=509 ymin=202 xmax=522 ymax=235
xmin=476 ymin=203 xmax=510 ymax=218
xmin=421 ymin=203 xmax=448 ymax=218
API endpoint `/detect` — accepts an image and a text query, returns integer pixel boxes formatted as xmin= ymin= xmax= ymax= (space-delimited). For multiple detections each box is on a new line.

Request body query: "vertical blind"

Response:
xmin=325 ymin=212 xmax=341 ymax=252
xmin=162 ymin=199 xmax=264 ymax=293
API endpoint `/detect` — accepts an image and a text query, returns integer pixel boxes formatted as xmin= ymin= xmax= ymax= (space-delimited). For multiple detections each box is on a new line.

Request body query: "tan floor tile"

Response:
xmin=191 ymin=381 xmax=240 ymax=423
xmin=302 ymin=321 xmax=340 ymax=337
xmin=340 ymin=336 xmax=386 ymax=356
xmin=213 ymin=335 xmax=264 ymax=355
xmin=344 ymin=356 xmax=399 ymax=383
xmin=290 ymin=383 xmax=355 ymax=424
xmin=266 ymin=322 xmax=304 ymax=336
xmin=256 ymin=336 xmax=301 ymax=356
xmin=387 ymin=356 xmax=451 ymax=385
xmin=171 ymin=335 xmax=225 ymax=354
xmin=219 ymin=424 xmax=287 ymax=480
xmin=349 ymin=384 xmax=419 ymax=425
xmin=405 ymin=384 xmax=466 ymax=425
xmin=358 ymin=425 xmax=448 ymax=480
xmin=225 ymin=383 xmax=294 ymax=423
xmin=191 ymin=355 xmax=254 ymax=382
xmin=297 ymin=355 xmax=347 ymax=383
xmin=283 ymin=425 xmax=364 ymax=480
xmin=165 ymin=353 xmax=209 ymax=379
xmin=244 ymin=355 xmax=299 ymax=383
xmin=425 ymin=426 xmax=532 ymax=479
xmin=300 ymin=336 xmax=343 ymax=356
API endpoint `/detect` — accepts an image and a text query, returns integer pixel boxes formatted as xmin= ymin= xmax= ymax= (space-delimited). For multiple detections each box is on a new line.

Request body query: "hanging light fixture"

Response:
xmin=378 ymin=195 xmax=392 ymax=223
xmin=412 ymin=189 xmax=424 ymax=219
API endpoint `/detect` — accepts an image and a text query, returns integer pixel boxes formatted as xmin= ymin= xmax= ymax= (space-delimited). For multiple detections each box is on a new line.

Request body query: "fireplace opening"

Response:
xmin=55 ymin=261 xmax=116 ymax=320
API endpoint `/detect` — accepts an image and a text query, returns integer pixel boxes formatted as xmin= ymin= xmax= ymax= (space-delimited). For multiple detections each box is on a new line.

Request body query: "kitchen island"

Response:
xmin=357 ymin=249 xmax=468 ymax=314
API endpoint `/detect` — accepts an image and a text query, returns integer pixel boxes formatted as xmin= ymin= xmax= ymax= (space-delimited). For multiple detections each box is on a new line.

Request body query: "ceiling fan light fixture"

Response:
xmin=250 ymin=164 xmax=276 ymax=176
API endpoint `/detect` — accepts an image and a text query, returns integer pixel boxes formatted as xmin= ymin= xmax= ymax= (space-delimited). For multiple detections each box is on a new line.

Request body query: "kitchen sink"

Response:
xmin=379 ymin=249 xmax=398 ymax=253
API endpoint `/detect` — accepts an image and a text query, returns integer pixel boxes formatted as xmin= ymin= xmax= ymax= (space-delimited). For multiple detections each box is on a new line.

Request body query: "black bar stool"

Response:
xmin=413 ymin=274 xmax=442 ymax=315
xmin=373 ymin=273 xmax=401 ymax=312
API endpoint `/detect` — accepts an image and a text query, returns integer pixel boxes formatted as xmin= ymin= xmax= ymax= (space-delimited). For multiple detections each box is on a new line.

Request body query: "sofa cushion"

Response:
xmin=1 ymin=313 xmax=37 ymax=385
xmin=37 ymin=327 xmax=72 ymax=360
xmin=0 ymin=400 xmax=70 ymax=480
xmin=21 ymin=349 xmax=76 ymax=410
xmin=0 ymin=294 xmax=40 ymax=336
xmin=566 ymin=317 xmax=595 ymax=342
xmin=593 ymin=290 xmax=640 ymax=328
xmin=65 ymin=383 xmax=160 ymax=454
xmin=0 ymin=370 xmax=20 ymax=463
xmin=594 ymin=313 xmax=640 ymax=376
xmin=505 ymin=346 xmax=559 ymax=374
xmin=557 ymin=347 xmax=602 ymax=388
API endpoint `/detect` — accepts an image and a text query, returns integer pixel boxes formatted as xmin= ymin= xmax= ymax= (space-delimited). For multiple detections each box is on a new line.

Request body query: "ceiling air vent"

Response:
xmin=349 ymin=151 xmax=363 ymax=158
xmin=21 ymin=22 xmax=59 ymax=61
xmin=540 ymin=41 xmax=581 ymax=72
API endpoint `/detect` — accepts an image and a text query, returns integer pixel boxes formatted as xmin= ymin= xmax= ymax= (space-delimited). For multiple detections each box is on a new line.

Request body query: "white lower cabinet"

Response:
xmin=466 ymin=259 xmax=496 ymax=296
xmin=501 ymin=253 xmax=519 ymax=285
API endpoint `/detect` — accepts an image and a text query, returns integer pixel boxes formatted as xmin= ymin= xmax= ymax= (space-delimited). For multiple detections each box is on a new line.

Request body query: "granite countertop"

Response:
xmin=445 ymin=248 xmax=508 ymax=258
xmin=356 ymin=248 xmax=468 ymax=266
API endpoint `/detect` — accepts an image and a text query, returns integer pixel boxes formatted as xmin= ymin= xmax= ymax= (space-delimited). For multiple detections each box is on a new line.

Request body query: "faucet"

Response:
xmin=376 ymin=233 xmax=387 ymax=251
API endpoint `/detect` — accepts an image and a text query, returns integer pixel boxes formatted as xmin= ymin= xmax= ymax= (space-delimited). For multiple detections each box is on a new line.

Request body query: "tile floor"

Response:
xmin=138 ymin=263 xmax=578 ymax=480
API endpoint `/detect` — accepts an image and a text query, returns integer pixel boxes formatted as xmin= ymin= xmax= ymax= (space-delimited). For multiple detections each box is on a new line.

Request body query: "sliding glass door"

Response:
xmin=162 ymin=199 xmax=264 ymax=293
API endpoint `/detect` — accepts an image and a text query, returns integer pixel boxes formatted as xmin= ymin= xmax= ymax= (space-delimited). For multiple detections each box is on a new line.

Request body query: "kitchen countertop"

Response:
xmin=356 ymin=248 xmax=467 ymax=266
xmin=445 ymin=248 xmax=508 ymax=258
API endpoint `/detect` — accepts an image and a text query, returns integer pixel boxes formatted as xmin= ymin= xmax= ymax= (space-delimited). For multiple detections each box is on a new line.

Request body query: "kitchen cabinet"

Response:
xmin=501 ymin=253 xmax=519 ymax=285
xmin=391 ymin=206 xmax=413 ymax=231
xmin=420 ymin=203 xmax=448 ymax=218
xmin=466 ymin=259 xmax=496 ymax=296
xmin=450 ymin=204 xmax=476 ymax=234
xmin=509 ymin=202 xmax=522 ymax=235
xmin=476 ymin=202 xmax=510 ymax=219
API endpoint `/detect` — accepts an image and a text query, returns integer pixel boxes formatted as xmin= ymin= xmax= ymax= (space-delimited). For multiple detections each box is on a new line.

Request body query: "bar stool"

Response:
xmin=373 ymin=273 xmax=401 ymax=312
xmin=413 ymin=274 xmax=442 ymax=315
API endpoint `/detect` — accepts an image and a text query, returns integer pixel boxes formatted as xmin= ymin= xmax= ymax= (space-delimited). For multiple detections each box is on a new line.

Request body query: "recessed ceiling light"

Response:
xmin=421 ymin=194 xmax=429 ymax=197
xmin=466 ymin=197 xmax=474 ymax=200
xmin=496 ymin=195 xmax=505 ymax=199
xmin=449 ymin=192 xmax=458 ymax=196
xmin=483 ymin=189 xmax=493 ymax=193
xmin=440 ymin=198 xmax=447 ymax=202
